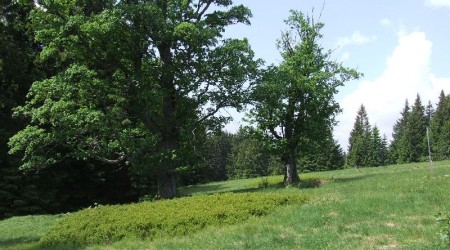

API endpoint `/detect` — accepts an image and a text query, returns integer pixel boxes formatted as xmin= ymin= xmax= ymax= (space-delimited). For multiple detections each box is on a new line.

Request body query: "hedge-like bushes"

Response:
xmin=39 ymin=192 xmax=308 ymax=247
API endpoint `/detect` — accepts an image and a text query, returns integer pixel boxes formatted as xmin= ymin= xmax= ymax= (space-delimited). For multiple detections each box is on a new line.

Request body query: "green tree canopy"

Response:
xmin=9 ymin=0 xmax=261 ymax=198
xmin=249 ymin=10 xmax=360 ymax=184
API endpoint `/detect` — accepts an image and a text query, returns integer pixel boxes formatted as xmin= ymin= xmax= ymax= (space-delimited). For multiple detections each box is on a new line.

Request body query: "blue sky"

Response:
xmin=221 ymin=0 xmax=450 ymax=150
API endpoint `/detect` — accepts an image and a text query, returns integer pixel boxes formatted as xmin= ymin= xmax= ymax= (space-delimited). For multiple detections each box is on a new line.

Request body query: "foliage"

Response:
xmin=347 ymin=105 xmax=388 ymax=168
xmin=9 ymin=0 xmax=261 ymax=198
xmin=249 ymin=10 xmax=360 ymax=184
xmin=298 ymin=131 xmax=345 ymax=172
xmin=389 ymin=100 xmax=410 ymax=163
xmin=199 ymin=131 xmax=234 ymax=182
xmin=430 ymin=90 xmax=450 ymax=161
xmin=227 ymin=129 xmax=270 ymax=179
xmin=389 ymin=93 xmax=443 ymax=164
xmin=407 ymin=94 xmax=427 ymax=162
xmin=38 ymin=192 xmax=308 ymax=247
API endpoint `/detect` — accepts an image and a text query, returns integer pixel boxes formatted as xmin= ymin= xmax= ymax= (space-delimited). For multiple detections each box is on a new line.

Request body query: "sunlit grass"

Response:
xmin=0 ymin=214 xmax=64 ymax=250
xmin=2 ymin=160 xmax=450 ymax=249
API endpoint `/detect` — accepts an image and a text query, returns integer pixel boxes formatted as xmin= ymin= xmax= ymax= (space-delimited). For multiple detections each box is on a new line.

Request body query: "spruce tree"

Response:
xmin=430 ymin=90 xmax=450 ymax=160
xmin=390 ymin=100 xmax=410 ymax=164
xmin=347 ymin=104 xmax=372 ymax=167
xmin=407 ymin=94 xmax=427 ymax=162
xmin=381 ymin=134 xmax=389 ymax=165
xmin=370 ymin=126 xmax=384 ymax=167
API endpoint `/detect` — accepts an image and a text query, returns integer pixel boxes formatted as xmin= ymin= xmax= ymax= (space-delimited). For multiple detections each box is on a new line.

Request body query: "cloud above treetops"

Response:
xmin=425 ymin=0 xmax=450 ymax=8
xmin=335 ymin=31 xmax=450 ymax=150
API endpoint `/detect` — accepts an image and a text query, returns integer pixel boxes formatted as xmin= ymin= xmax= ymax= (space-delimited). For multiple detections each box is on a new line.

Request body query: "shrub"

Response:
xmin=39 ymin=192 xmax=308 ymax=247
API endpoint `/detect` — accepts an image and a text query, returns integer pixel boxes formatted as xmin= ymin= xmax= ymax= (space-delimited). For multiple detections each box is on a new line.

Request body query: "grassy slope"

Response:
xmin=104 ymin=161 xmax=450 ymax=250
xmin=0 ymin=214 xmax=65 ymax=250
xmin=1 ymin=160 xmax=450 ymax=249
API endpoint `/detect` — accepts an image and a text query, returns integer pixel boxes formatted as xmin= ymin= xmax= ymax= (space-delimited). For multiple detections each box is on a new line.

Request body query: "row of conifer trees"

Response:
xmin=347 ymin=90 xmax=450 ymax=168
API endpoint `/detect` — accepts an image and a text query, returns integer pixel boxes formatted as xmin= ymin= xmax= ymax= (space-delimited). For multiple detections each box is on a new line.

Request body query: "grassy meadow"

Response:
xmin=1 ymin=160 xmax=450 ymax=249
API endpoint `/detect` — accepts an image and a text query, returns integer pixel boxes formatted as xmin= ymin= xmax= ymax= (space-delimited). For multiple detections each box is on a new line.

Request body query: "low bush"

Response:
xmin=39 ymin=192 xmax=308 ymax=247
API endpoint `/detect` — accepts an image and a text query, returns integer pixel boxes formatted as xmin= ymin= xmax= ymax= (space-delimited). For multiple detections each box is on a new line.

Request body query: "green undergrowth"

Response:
xmin=38 ymin=192 xmax=308 ymax=248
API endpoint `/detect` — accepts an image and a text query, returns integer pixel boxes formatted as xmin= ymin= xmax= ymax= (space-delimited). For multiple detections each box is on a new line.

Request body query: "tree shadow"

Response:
xmin=331 ymin=172 xmax=381 ymax=183
xmin=0 ymin=237 xmax=39 ymax=249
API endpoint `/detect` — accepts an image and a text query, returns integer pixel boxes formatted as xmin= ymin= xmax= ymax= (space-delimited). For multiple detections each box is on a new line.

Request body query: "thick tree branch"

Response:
xmin=269 ymin=126 xmax=282 ymax=140
xmin=196 ymin=0 xmax=212 ymax=20
xmin=95 ymin=155 xmax=125 ymax=164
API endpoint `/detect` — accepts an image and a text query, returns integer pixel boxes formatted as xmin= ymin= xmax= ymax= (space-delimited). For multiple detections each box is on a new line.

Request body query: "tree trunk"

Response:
xmin=156 ymin=40 xmax=178 ymax=199
xmin=157 ymin=166 xmax=177 ymax=199
xmin=284 ymin=156 xmax=299 ymax=184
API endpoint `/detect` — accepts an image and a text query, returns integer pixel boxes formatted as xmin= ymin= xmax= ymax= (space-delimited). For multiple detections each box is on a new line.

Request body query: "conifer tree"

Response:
xmin=347 ymin=104 xmax=372 ymax=167
xmin=389 ymin=100 xmax=410 ymax=163
xmin=430 ymin=90 xmax=450 ymax=160
xmin=370 ymin=126 xmax=384 ymax=167
xmin=381 ymin=134 xmax=389 ymax=165
xmin=407 ymin=94 xmax=427 ymax=162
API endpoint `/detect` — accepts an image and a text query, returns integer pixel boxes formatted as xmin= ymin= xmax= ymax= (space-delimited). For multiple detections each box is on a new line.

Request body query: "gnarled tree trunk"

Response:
xmin=284 ymin=156 xmax=299 ymax=184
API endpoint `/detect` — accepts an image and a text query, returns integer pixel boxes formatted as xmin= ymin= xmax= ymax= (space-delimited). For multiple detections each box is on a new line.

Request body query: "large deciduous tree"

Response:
xmin=9 ymin=0 xmax=261 ymax=198
xmin=249 ymin=10 xmax=360 ymax=184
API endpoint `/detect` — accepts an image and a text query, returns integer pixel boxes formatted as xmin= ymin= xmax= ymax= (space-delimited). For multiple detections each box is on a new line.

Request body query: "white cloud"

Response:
xmin=336 ymin=31 xmax=377 ymax=48
xmin=335 ymin=31 xmax=450 ymax=150
xmin=425 ymin=0 xmax=450 ymax=7
xmin=380 ymin=18 xmax=392 ymax=27
xmin=340 ymin=52 xmax=350 ymax=61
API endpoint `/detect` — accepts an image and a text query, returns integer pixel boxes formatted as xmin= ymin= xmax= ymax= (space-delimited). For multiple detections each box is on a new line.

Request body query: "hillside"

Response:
xmin=1 ymin=160 xmax=449 ymax=249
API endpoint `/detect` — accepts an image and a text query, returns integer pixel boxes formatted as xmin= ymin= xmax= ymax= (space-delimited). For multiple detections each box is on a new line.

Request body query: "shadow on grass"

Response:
xmin=181 ymin=178 xmax=325 ymax=197
xmin=331 ymin=172 xmax=382 ymax=183
xmin=0 ymin=237 xmax=36 ymax=249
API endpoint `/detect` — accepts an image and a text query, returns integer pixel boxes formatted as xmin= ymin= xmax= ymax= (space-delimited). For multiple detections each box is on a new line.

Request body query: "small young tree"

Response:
xmin=249 ymin=10 xmax=360 ymax=184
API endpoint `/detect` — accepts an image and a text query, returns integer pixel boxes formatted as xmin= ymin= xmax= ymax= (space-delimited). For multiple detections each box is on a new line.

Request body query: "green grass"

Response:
xmin=0 ymin=214 xmax=65 ymax=250
xmin=1 ymin=160 xmax=450 ymax=249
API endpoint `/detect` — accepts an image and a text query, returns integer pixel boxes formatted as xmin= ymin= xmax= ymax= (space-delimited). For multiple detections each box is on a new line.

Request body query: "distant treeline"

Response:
xmin=347 ymin=91 xmax=450 ymax=168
